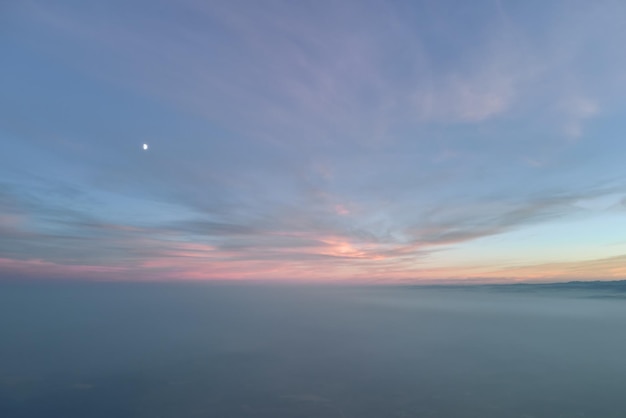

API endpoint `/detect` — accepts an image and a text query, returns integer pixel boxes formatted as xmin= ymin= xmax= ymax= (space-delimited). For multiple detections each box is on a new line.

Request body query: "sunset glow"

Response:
xmin=1 ymin=1 xmax=626 ymax=283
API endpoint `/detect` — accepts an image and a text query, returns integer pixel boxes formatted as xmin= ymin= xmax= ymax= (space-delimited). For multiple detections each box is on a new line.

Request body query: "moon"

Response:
xmin=143 ymin=143 xmax=148 ymax=151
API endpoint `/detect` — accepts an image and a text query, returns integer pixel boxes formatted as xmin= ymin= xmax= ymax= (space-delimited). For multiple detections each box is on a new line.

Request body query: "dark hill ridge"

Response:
xmin=484 ymin=279 xmax=626 ymax=298
xmin=493 ymin=279 xmax=626 ymax=290
xmin=398 ymin=280 xmax=626 ymax=298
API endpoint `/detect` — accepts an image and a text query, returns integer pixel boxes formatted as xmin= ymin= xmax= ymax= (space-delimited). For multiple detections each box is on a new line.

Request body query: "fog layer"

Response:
xmin=1 ymin=282 xmax=626 ymax=417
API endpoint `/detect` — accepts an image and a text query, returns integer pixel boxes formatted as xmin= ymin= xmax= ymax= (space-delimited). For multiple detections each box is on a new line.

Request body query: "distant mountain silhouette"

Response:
xmin=478 ymin=280 xmax=626 ymax=298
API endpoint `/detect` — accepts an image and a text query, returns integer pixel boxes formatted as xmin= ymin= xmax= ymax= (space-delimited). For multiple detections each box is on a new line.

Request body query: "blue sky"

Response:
xmin=1 ymin=0 xmax=626 ymax=282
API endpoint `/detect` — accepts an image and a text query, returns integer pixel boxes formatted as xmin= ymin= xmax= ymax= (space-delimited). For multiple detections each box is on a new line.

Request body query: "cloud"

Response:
xmin=16 ymin=0 xmax=533 ymax=142
xmin=2 ymin=170 xmax=622 ymax=282
xmin=559 ymin=96 xmax=599 ymax=139
xmin=3 ymin=1 xmax=626 ymax=282
xmin=486 ymin=253 xmax=626 ymax=281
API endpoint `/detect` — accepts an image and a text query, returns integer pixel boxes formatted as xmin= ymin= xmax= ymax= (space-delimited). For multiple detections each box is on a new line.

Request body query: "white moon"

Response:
xmin=143 ymin=143 xmax=148 ymax=150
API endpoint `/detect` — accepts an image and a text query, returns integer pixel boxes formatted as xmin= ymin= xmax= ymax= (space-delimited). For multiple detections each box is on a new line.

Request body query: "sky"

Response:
xmin=1 ymin=0 xmax=626 ymax=283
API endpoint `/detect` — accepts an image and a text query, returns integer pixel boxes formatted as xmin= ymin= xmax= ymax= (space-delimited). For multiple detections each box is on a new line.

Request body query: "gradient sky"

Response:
xmin=1 ymin=0 xmax=626 ymax=283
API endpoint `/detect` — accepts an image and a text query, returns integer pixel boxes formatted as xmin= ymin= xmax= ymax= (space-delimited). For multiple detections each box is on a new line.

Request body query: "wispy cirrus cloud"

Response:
xmin=3 ymin=1 xmax=626 ymax=282
xmin=2 ymin=171 xmax=623 ymax=281
xmin=15 ymin=0 xmax=536 ymax=138
xmin=485 ymin=253 xmax=626 ymax=281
